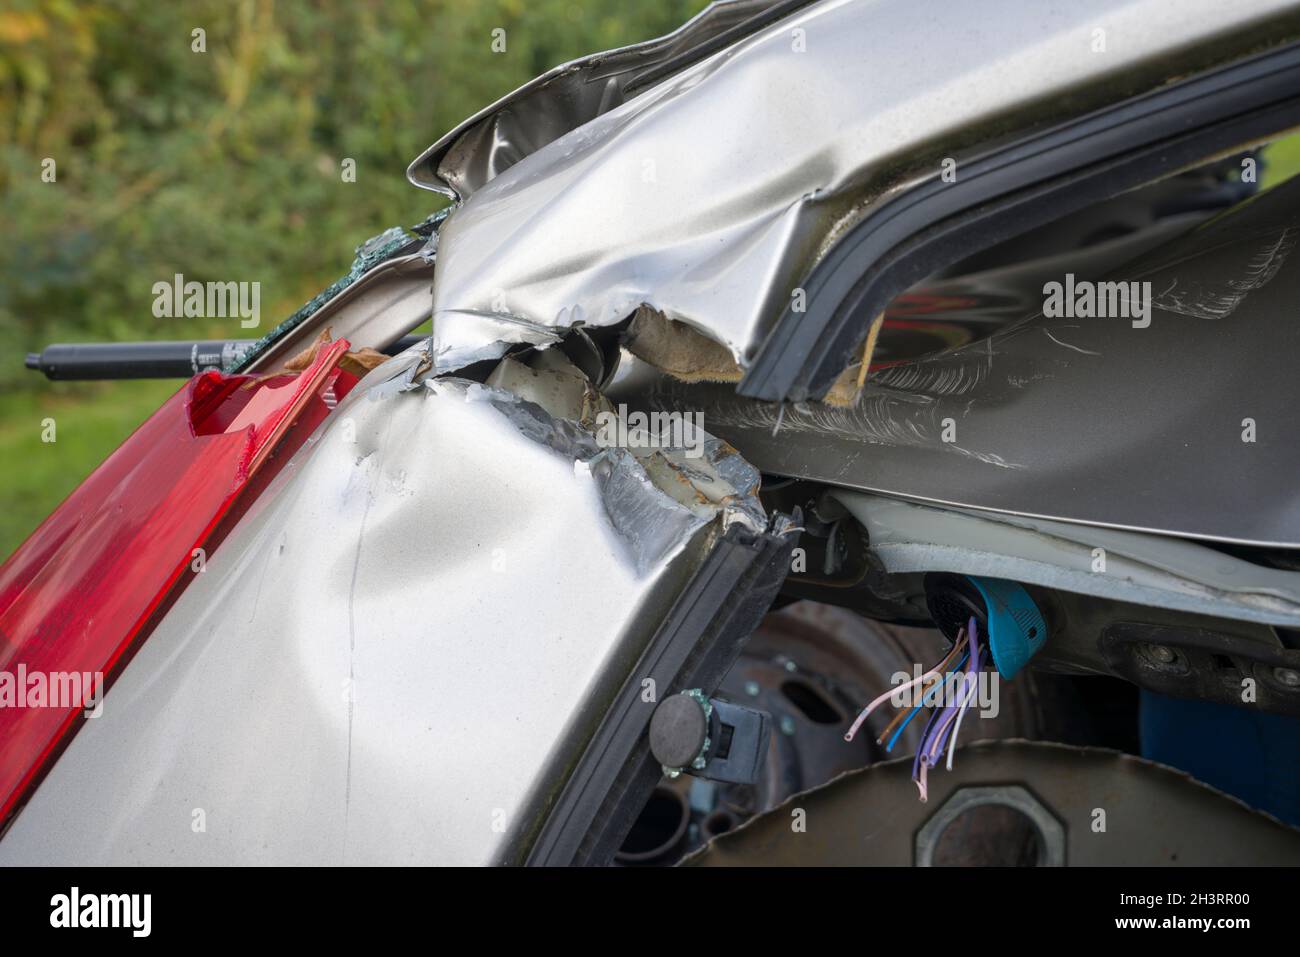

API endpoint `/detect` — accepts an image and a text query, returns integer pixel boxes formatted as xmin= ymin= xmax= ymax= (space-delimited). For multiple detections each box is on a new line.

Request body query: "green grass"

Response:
xmin=1262 ymin=133 xmax=1300 ymax=188
xmin=0 ymin=379 xmax=180 ymax=563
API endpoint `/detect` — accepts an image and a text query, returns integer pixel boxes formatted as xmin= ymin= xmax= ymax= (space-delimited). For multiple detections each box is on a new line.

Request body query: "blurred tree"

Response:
xmin=0 ymin=0 xmax=707 ymax=389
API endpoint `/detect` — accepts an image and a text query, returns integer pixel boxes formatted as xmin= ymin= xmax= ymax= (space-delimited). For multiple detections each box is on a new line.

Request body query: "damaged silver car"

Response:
xmin=7 ymin=0 xmax=1300 ymax=867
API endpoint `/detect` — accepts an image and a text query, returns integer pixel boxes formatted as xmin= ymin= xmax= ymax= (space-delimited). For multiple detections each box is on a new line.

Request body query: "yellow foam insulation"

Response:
xmin=625 ymin=305 xmax=883 ymax=408
xmin=624 ymin=307 xmax=743 ymax=383
xmin=282 ymin=327 xmax=392 ymax=378
xmin=821 ymin=312 xmax=883 ymax=407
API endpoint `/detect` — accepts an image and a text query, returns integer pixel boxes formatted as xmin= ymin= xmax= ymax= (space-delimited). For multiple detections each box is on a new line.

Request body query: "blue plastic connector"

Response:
xmin=965 ymin=576 xmax=1046 ymax=679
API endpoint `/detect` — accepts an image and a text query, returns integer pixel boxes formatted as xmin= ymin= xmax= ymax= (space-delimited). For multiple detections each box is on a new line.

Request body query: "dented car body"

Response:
xmin=5 ymin=0 xmax=1300 ymax=866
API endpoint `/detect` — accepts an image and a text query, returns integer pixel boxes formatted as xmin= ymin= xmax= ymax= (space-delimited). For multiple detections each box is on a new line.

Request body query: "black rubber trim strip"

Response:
xmin=738 ymin=41 xmax=1300 ymax=402
xmin=524 ymin=519 xmax=794 ymax=866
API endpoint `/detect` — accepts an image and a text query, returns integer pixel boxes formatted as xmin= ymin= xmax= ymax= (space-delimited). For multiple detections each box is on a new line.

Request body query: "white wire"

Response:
xmin=945 ymin=672 xmax=981 ymax=771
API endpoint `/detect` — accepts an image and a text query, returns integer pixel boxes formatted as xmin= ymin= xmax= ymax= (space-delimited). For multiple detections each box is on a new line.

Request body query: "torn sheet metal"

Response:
xmin=440 ymin=376 xmax=710 ymax=573
xmin=483 ymin=353 xmax=766 ymax=534
xmin=686 ymin=740 xmax=1300 ymax=865
xmin=426 ymin=0 xmax=1296 ymax=374
xmin=611 ymin=174 xmax=1300 ymax=548
xmin=832 ymin=491 xmax=1300 ymax=629
xmin=0 ymin=348 xmax=771 ymax=865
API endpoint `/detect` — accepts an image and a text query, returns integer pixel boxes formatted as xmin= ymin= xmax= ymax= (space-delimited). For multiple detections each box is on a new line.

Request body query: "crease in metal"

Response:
xmin=423 ymin=0 xmax=1297 ymax=377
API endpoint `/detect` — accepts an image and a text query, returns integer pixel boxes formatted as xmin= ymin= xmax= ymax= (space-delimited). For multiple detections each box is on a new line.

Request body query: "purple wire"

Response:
xmin=921 ymin=677 xmax=963 ymax=763
xmin=926 ymin=697 xmax=963 ymax=763
xmin=945 ymin=649 xmax=986 ymax=766
xmin=911 ymin=705 xmax=944 ymax=780
xmin=913 ymin=673 xmax=958 ymax=777
xmin=934 ymin=616 xmax=982 ymax=761
xmin=942 ymin=620 xmax=985 ymax=771
xmin=911 ymin=617 xmax=985 ymax=799
xmin=924 ymin=619 xmax=981 ymax=763
xmin=932 ymin=647 xmax=986 ymax=761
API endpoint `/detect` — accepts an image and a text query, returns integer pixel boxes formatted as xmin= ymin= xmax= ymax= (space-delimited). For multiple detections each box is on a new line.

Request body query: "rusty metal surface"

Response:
xmin=685 ymin=740 xmax=1300 ymax=865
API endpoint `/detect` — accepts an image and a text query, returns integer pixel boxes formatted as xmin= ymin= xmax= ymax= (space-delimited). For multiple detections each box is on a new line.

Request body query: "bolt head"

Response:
xmin=1144 ymin=643 xmax=1177 ymax=664
xmin=1273 ymin=666 xmax=1300 ymax=688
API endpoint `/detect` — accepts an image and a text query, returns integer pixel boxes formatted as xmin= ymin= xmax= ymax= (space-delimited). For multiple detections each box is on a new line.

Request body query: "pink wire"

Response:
xmin=843 ymin=633 xmax=966 ymax=742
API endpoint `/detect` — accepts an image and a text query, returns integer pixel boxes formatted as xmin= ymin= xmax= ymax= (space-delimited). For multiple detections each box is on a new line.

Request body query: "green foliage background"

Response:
xmin=0 ymin=0 xmax=706 ymax=559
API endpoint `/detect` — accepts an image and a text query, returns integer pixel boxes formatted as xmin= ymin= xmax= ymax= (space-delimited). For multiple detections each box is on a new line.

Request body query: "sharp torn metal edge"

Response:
xmin=367 ymin=344 xmax=768 ymax=576
xmin=227 ymin=209 xmax=449 ymax=375
xmin=418 ymin=0 xmax=1297 ymax=386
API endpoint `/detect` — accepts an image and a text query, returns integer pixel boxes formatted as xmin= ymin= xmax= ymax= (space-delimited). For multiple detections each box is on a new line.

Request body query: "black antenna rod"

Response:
xmin=25 ymin=335 xmax=426 ymax=381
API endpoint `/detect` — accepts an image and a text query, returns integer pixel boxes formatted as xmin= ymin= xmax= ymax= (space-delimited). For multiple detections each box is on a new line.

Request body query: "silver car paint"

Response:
xmin=0 ymin=351 xmax=764 ymax=864
xmin=8 ymin=0 xmax=1300 ymax=866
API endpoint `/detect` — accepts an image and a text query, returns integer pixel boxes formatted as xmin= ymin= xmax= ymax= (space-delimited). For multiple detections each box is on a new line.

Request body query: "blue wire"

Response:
xmin=885 ymin=652 xmax=970 ymax=752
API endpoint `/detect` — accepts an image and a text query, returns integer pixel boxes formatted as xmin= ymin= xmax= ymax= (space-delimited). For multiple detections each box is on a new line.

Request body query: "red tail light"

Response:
xmin=0 ymin=338 xmax=355 ymax=832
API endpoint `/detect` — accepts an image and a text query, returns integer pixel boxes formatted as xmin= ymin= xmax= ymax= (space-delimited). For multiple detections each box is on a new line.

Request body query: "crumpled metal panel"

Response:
xmin=426 ymin=0 xmax=1296 ymax=373
xmin=407 ymin=0 xmax=786 ymax=200
xmin=0 ymin=351 xmax=767 ymax=865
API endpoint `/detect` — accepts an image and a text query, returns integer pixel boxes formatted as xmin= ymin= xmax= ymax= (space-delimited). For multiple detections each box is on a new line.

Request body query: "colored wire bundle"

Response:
xmin=845 ymin=616 xmax=987 ymax=802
